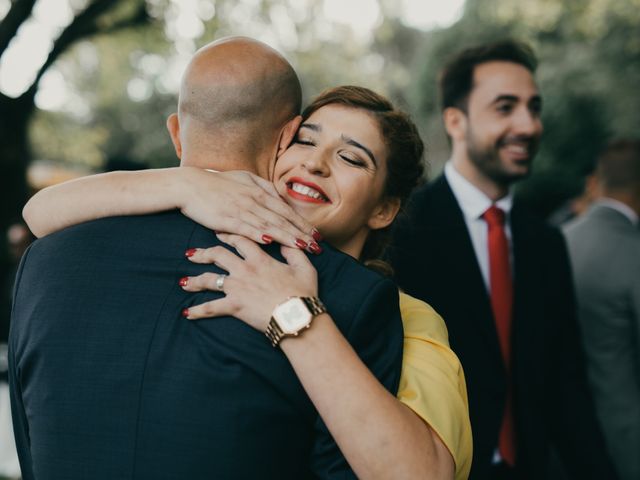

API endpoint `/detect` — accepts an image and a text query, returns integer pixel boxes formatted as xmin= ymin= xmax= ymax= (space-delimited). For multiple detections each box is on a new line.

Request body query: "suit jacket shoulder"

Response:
xmin=10 ymin=212 xmax=403 ymax=480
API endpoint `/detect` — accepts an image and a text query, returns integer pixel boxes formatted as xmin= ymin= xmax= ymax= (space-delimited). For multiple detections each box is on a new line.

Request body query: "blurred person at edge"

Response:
xmin=563 ymin=139 xmax=640 ymax=480
xmin=388 ymin=39 xmax=617 ymax=480
xmin=0 ymin=223 xmax=31 ymax=480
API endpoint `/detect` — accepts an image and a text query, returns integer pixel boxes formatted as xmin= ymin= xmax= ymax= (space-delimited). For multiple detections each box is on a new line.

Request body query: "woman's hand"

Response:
xmin=180 ymin=233 xmax=319 ymax=329
xmin=178 ymin=168 xmax=321 ymax=250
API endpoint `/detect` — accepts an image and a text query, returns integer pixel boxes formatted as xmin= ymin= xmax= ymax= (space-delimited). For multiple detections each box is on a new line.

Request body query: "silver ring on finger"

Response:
xmin=215 ymin=273 xmax=227 ymax=292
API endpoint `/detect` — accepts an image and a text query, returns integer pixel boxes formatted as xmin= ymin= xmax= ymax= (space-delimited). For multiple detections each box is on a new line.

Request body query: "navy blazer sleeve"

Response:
xmin=310 ymin=275 xmax=403 ymax=478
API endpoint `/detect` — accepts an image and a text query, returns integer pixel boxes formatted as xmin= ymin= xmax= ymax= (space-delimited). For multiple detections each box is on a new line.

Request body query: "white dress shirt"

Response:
xmin=444 ymin=162 xmax=514 ymax=293
xmin=444 ymin=162 xmax=516 ymax=464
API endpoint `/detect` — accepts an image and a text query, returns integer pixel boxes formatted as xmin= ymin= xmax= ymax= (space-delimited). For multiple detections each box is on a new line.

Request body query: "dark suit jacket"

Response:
xmin=389 ymin=175 xmax=615 ymax=480
xmin=9 ymin=211 xmax=403 ymax=480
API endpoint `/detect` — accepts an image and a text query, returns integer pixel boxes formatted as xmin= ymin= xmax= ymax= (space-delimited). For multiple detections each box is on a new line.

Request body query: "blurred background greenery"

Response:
xmin=1 ymin=0 xmax=640 ymax=320
xmin=2 ymin=0 xmax=640 ymax=230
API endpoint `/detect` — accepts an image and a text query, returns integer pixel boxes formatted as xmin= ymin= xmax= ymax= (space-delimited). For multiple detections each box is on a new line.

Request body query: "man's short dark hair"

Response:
xmin=439 ymin=39 xmax=538 ymax=112
xmin=596 ymin=139 xmax=640 ymax=192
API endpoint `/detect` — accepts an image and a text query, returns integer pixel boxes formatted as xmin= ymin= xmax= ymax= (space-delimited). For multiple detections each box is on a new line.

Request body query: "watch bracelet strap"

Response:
xmin=302 ymin=296 xmax=327 ymax=316
xmin=265 ymin=296 xmax=326 ymax=347
xmin=265 ymin=320 xmax=285 ymax=347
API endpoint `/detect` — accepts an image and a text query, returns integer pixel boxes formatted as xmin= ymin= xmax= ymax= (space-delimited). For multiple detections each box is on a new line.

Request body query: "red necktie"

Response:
xmin=483 ymin=205 xmax=516 ymax=466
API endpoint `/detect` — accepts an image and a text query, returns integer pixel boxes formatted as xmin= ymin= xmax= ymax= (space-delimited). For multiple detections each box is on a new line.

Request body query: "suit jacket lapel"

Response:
xmin=509 ymin=205 xmax=544 ymax=381
xmin=431 ymin=176 xmax=504 ymax=364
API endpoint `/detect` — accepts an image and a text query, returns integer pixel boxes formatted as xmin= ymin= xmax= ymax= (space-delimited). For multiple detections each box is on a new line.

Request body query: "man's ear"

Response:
xmin=277 ymin=115 xmax=303 ymax=158
xmin=367 ymin=197 xmax=402 ymax=231
xmin=443 ymin=107 xmax=467 ymax=142
xmin=166 ymin=113 xmax=182 ymax=159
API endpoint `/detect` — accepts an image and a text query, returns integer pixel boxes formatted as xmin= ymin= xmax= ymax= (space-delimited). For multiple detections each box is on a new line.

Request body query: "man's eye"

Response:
xmin=496 ymin=103 xmax=513 ymax=114
xmin=530 ymin=103 xmax=542 ymax=116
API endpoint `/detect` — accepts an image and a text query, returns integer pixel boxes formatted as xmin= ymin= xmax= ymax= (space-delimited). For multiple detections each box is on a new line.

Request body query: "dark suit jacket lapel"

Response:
xmin=430 ymin=176 xmax=504 ymax=364
xmin=509 ymin=205 xmax=544 ymax=385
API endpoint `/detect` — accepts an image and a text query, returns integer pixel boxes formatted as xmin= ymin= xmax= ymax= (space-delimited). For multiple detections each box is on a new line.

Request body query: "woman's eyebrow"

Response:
xmin=342 ymin=135 xmax=377 ymax=167
xmin=300 ymin=123 xmax=320 ymax=132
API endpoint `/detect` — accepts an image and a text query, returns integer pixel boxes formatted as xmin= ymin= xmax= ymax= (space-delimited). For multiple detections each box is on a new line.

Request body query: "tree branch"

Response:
xmin=0 ymin=0 xmax=38 ymax=55
xmin=101 ymin=1 xmax=149 ymax=35
xmin=25 ymin=0 xmax=150 ymax=100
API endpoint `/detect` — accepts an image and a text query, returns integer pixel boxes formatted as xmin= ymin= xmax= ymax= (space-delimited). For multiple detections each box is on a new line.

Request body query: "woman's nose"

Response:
xmin=303 ymin=151 xmax=330 ymax=176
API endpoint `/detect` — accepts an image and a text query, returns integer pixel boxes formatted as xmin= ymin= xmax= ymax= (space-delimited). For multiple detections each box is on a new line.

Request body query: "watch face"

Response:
xmin=273 ymin=298 xmax=312 ymax=334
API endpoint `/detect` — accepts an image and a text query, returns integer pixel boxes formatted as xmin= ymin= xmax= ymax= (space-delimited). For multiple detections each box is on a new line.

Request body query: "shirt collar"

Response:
xmin=444 ymin=161 xmax=514 ymax=221
xmin=594 ymin=198 xmax=639 ymax=225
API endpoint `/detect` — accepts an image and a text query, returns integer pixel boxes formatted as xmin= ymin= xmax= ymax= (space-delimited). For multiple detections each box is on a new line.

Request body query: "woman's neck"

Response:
xmin=332 ymin=232 xmax=366 ymax=261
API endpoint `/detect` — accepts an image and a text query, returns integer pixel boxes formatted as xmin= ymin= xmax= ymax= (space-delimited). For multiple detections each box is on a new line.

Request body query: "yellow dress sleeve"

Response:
xmin=397 ymin=292 xmax=473 ymax=480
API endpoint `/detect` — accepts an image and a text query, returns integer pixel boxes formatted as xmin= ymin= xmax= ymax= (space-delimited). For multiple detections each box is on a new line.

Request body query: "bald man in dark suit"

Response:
xmin=9 ymin=38 xmax=403 ymax=480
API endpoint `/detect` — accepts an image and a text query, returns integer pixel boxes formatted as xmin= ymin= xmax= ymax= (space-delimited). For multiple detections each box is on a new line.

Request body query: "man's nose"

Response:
xmin=513 ymin=107 xmax=542 ymax=137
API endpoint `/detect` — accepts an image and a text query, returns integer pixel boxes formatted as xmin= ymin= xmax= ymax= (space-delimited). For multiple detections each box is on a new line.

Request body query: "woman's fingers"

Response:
xmin=224 ymin=205 xmax=318 ymax=251
xmin=251 ymin=188 xmax=320 ymax=242
xmin=182 ymin=169 xmax=320 ymax=248
xmin=180 ymin=272 xmax=228 ymax=293
xmin=184 ymin=245 xmax=243 ymax=271
xmin=245 ymin=172 xmax=282 ymax=199
xmin=280 ymin=245 xmax=314 ymax=270
xmin=183 ymin=297 xmax=237 ymax=320
xmin=216 ymin=233 xmax=265 ymax=261
xmin=214 ymin=170 xmax=320 ymax=244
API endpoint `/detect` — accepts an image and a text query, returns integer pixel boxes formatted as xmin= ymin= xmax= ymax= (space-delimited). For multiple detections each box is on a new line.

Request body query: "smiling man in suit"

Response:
xmin=389 ymin=40 xmax=616 ymax=479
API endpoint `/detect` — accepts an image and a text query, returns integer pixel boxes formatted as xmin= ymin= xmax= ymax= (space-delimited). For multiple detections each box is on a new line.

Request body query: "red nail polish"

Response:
xmin=309 ymin=242 xmax=322 ymax=254
xmin=179 ymin=276 xmax=189 ymax=287
xmin=185 ymin=248 xmax=197 ymax=258
xmin=312 ymin=229 xmax=322 ymax=242
xmin=261 ymin=234 xmax=273 ymax=244
xmin=182 ymin=308 xmax=190 ymax=318
xmin=295 ymin=238 xmax=308 ymax=249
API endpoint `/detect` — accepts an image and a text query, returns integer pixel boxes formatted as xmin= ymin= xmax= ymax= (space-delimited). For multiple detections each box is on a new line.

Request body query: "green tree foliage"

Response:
xmin=4 ymin=0 xmax=640 ymax=222
xmin=0 ymin=0 xmax=152 ymax=339
xmin=27 ymin=0 xmax=414 ymax=171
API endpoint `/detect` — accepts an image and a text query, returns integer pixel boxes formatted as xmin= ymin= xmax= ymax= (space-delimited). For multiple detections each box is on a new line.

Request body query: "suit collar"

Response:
xmin=436 ymin=176 xmax=544 ymax=376
xmin=591 ymin=199 xmax=638 ymax=226
xmin=414 ymin=174 xmax=467 ymax=228
xmin=444 ymin=162 xmax=514 ymax=220
xmin=429 ymin=174 xmax=505 ymax=368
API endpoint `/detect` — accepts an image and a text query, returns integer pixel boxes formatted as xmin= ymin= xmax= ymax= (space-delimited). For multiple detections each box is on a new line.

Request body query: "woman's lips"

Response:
xmin=285 ymin=177 xmax=331 ymax=204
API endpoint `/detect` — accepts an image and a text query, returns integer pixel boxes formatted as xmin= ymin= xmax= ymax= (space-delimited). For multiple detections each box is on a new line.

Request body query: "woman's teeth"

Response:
xmin=291 ymin=183 xmax=324 ymax=200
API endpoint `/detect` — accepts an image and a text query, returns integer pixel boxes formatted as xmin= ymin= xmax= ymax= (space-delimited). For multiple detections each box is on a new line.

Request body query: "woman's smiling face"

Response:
xmin=273 ymin=104 xmax=394 ymax=258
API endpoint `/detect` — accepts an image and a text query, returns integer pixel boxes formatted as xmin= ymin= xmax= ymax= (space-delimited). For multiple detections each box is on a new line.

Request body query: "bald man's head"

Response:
xmin=167 ymin=37 xmax=302 ymax=176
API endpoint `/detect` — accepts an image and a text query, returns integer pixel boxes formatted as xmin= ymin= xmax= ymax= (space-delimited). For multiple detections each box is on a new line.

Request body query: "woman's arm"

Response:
xmin=23 ymin=167 xmax=318 ymax=248
xmin=181 ymin=233 xmax=455 ymax=480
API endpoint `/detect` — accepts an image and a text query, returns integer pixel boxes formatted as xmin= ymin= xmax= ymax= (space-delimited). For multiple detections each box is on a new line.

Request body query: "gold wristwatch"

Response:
xmin=265 ymin=296 xmax=327 ymax=347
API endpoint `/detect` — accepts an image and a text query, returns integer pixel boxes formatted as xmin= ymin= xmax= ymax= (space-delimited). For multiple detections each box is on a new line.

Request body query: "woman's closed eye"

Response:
xmin=339 ymin=152 xmax=372 ymax=170
xmin=294 ymin=136 xmax=316 ymax=146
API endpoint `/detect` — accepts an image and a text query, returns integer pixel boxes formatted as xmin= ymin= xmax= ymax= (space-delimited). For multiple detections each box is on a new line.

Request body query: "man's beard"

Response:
xmin=466 ymin=127 xmax=537 ymax=188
